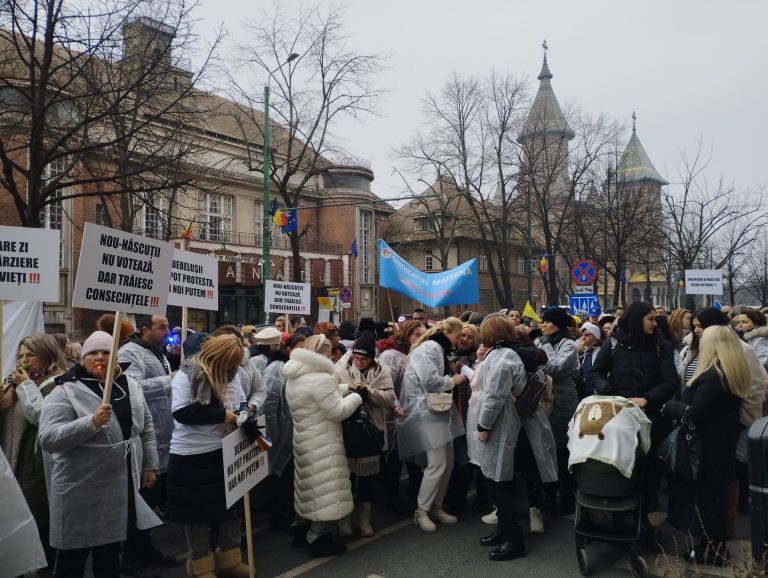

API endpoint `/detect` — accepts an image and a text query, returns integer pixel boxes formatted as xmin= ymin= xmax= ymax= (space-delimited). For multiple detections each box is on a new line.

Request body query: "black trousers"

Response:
xmin=483 ymin=477 xmax=519 ymax=539
xmin=54 ymin=542 xmax=120 ymax=578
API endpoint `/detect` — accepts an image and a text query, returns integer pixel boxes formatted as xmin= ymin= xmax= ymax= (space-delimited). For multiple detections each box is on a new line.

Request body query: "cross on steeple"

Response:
xmin=632 ymin=111 xmax=637 ymax=133
xmin=542 ymin=39 xmax=548 ymax=63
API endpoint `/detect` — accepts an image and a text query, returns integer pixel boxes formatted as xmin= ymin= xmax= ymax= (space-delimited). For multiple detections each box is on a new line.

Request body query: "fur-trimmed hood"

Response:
xmin=284 ymin=348 xmax=335 ymax=379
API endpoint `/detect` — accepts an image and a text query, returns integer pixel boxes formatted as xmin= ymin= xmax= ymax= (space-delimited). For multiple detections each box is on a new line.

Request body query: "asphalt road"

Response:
xmin=106 ymin=491 xmax=753 ymax=578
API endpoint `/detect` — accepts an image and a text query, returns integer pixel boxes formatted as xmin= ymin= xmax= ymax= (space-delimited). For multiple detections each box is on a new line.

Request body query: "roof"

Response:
xmin=617 ymin=124 xmax=668 ymax=185
xmin=518 ymin=56 xmax=574 ymax=142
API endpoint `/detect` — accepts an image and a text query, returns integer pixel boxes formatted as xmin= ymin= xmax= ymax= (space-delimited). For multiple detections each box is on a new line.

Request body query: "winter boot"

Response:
xmin=413 ymin=508 xmax=437 ymax=532
xmin=215 ymin=547 xmax=251 ymax=578
xmin=529 ymin=507 xmax=544 ymax=534
xmin=430 ymin=504 xmax=458 ymax=524
xmin=309 ymin=533 xmax=345 ymax=558
xmin=186 ymin=552 xmax=216 ymax=578
xmin=338 ymin=515 xmax=353 ymax=537
xmin=357 ymin=502 xmax=374 ymax=537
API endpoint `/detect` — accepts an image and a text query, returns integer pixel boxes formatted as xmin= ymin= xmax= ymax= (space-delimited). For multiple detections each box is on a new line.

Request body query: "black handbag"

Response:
xmin=514 ymin=371 xmax=549 ymax=418
xmin=342 ymin=403 xmax=384 ymax=458
xmin=658 ymin=407 xmax=702 ymax=482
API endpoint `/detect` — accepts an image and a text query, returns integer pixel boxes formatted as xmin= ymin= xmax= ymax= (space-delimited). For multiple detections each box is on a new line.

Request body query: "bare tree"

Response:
xmin=742 ymin=232 xmax=768 ymax=306
xmin=0 ymin=0 xmax=217 ymax=230
xmin=229 ymin=3 xmax=384 ymax=282
xmin=660 ymin=140 xmax=767 ymax=307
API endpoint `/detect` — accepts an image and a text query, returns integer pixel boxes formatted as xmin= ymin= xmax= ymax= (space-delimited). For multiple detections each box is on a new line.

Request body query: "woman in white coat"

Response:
xmin=285 ymin=334 xmax=362 ymax=557
xmin=38 ymin=331 xmax=160 ymax=578
xmin=467 ymin=315 xmax=558 ymax=561
xmin=397 ymin=317 xmax=467 ymax=532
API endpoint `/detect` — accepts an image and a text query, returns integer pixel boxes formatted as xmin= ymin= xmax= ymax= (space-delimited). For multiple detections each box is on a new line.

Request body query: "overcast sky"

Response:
xmin=193 ymin=0 xmax=767 ymax=201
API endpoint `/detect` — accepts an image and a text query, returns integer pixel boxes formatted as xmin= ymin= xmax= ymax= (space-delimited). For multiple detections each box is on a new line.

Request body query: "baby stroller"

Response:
xmin=573 ymin=449 xmax=648 ymax=577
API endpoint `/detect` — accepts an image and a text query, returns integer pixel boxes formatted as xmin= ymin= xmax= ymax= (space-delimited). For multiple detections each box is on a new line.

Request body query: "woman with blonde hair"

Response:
xmin=663 ymin=325 xmax=750 ymax=566
xmin=397 ymin=317 xmax=468 ymax=532
xmin=167 ymin=334 xmax=251 ymax=578
xmin=1 ymin=334 xmax=68 ymax=571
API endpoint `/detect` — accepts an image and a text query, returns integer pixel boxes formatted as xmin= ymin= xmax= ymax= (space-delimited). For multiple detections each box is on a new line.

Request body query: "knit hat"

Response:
xmin=80 ymin=331 xmax=113 ymax=359
xmin=541 ymin=307 xmax=574 ymax=330
xmin=254 ymin=327 xmax=282 ymax=345
xmin=581 ymin=322 xmax=602 ymax=341
xmin=352 ymin=331 xmax=376 ymax=359
xmin=183 ymin=332 xmax=210 ymax=359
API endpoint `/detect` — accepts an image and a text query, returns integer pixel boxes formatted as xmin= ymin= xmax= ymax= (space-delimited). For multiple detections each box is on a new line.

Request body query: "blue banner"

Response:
xmin=378 ymin=240 xmax=479 ymax=307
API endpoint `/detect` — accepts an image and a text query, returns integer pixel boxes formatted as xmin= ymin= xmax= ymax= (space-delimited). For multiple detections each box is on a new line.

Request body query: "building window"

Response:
xmin=478 ymin=252 xmax=488 ymax=272
xmin=324 ymin=260 xmax=331 ymax=285
xmin=95 ymin=204 xmax=109 ymax=227
xmin=517 ymin=256 xmax=526 ymax=275
xmin=416 ymin=217 xmax=433 ymax=232
xmin=425 ymin=252 xmax=433 ymax=271
xmin=359 ymin=210 xmax=372 ymax=283
xmin=304 ymin=259 xmax=311 ymax=283
xmin=41 ymin=157 xmax=66 ymax=231
xmin=199 ymin=193 xmax=233 ymax=242
xmin=138 ymin=192 xmax=170 ymax=239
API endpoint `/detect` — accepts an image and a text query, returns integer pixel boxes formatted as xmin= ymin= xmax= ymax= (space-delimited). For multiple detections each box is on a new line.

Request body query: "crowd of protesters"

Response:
xmin=2 ymin=300 xmax=766 ymax=575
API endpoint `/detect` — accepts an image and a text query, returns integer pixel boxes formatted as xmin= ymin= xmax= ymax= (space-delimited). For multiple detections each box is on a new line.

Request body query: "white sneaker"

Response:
xmin=338 ymin=515 xmax=352 ymax=537
xmin=482 ymin=507 xmax=498 ymax=525
xmin=430 ymin=506 xmax=458 ymax=524
xmin=414 ymin=508 xmax=437 ymax=532
xmin=529 ymin=507 xmax=544 ymax=534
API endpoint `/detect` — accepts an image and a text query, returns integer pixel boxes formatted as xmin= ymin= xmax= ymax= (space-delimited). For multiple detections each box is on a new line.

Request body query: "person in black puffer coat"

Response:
xmin=588 ymin=301 xmax=678 ymax=511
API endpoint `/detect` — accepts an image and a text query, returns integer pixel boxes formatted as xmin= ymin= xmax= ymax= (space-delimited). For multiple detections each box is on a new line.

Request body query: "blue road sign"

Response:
xmin=340 ymin=287 xmax=352 ymax=303
xmin=569 ymin=294 xmax=599 ymax=316
xmin=571 ymin=259 xmax=597 ymax=286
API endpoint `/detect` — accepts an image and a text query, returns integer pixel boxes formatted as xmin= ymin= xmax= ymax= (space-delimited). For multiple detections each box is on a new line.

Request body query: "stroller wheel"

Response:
xmin=630 ymin=555 xmax=648 ymax=578
xmin=576 ymin=547 xmax=589 ymax=576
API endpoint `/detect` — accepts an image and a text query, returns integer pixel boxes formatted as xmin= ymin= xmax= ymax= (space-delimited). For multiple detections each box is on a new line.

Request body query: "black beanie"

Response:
xmin=541 ymin=306 xmax=573 ymax=330
xmin=352 ymin=331 xmax=376 ymax=359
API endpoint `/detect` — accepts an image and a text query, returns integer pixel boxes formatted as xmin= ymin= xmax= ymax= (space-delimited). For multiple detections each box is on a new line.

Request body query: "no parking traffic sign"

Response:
xmin=340 ymin=286 xmax=352 ymax=303
xmin=571 ymin=260 xmax=597 ymax=286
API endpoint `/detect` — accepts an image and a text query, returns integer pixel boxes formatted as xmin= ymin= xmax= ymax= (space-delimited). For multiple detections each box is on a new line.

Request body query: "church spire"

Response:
xmin=518 ymin=41 xmax=573 ymax=142
xmin=538 ymin=39 xmax=552 ymax=81
xmin=618 ymin=113 xmax=667 ymax=185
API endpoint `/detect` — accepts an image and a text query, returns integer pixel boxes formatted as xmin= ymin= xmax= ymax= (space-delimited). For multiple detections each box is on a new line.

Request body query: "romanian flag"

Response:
xmin=539 ymin=254 xmax=549 ymax=274
xmin=180 ymin=223 xmax=194 ymax=239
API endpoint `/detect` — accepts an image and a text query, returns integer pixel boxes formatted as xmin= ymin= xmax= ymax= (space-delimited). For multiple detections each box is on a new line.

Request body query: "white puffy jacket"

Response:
xmin=284 ymin=348 xmax=362 ymax=522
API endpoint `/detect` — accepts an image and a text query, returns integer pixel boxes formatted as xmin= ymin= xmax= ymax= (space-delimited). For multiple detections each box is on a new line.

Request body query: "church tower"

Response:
xmin=518 ymin=41 xmax=574 ymax=191
xmin=616 ymin=112 xmax=668 ymax=199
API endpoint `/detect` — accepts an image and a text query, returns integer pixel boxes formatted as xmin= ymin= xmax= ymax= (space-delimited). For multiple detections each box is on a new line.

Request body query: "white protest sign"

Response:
xmin=684 ymin=269 xmax=723 ymax=295
xmin=168 ymin=249 xmax=218 ymax=310
xmin=73 ymin=223 xmax=173 ymax=315
xmin=222 ymin=428 xmax=269 ymax=509
xmin=0 ymin=226 xmax=60 ymax=302
xmin=265 ymin=280 xmax=311 ymax=314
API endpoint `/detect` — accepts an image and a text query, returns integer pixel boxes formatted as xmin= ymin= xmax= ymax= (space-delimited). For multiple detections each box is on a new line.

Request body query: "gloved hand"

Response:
xmin=240 ymin=414 xmax=261 ymax=443
xmin=661 ymin=400 xmax=688 ymax=421
xmin=356 ymin=386 xmax=370 ymax=403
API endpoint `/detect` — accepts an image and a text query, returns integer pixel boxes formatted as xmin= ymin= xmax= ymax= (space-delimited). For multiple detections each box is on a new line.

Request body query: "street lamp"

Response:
xmin=262 ymin=52 xmax=299 ymax=322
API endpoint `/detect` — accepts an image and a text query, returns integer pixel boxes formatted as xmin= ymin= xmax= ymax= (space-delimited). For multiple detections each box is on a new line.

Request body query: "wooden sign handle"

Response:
xmin=101 ymin=311 xmax=122 ymax=404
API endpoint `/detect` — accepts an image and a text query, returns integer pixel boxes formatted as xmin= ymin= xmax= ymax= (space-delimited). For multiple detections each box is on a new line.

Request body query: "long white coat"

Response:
xmin=38 ymin=376 xmax=161 ymax=549
xmin=284 ymin=348 xmax=362 ymax=522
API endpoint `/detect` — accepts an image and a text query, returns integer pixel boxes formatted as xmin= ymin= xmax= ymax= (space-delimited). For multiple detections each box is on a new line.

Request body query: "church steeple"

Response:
xmin=617 ymin=113 xmax=667 ymax=185
xmin=518 ymin=41 xmax=574 ymax=142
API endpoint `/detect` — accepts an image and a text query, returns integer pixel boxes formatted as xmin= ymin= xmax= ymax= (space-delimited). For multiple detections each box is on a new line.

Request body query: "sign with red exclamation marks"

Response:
xmin=0 ymin=225 xmax=60 ymax=302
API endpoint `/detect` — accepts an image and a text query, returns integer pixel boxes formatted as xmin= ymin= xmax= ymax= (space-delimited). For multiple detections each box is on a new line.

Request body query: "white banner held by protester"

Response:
xmin=222 ymin=428 xmax=269 ymax=509
xmin=73 ymin=223 xmax=173 ymax=315
xmin=0 ymin=226 xmax=60 ymax=302
xmin=265 ymin=280 xmax=311 ymax=314
xmin=168 ymin=249 xmax=218 ymax=310
xmin=684 ymin=269 xmax=723 ymax=295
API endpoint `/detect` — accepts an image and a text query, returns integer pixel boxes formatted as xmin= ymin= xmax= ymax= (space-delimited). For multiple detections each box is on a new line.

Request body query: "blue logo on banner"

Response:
xmin=378 ymin=240 xmax=479 ymax=307
xmin=569 ymin=294 xmax=600 ymax=316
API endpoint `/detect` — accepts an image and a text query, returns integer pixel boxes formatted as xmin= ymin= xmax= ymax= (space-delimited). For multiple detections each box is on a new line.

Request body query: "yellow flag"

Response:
xmin=523 ymin=301 xmax=541 ymax=323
